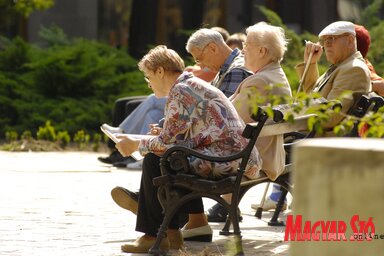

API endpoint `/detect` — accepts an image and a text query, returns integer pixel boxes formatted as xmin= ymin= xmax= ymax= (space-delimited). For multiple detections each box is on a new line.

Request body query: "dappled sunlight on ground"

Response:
xmin=0 ymin=151 xmax=290 ymax=256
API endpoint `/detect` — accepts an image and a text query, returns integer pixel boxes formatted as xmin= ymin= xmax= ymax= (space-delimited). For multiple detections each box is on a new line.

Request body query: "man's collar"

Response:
xmin=220 ymin=48 xmax=241 ymax=73
xmin=334 ymin=51 xmax=363 ymax=66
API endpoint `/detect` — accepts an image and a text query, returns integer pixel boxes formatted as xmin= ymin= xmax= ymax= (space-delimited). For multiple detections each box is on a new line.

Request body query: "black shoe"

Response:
xmin=113 ymin=157 xmax=136 ymax=168
xmin=111 ymin=186 xmax=139 ymax=214
xmin=206 ymin=203 xmax=243 ymax=222
xmin=98 ymin=150 xmax=125 ymax=164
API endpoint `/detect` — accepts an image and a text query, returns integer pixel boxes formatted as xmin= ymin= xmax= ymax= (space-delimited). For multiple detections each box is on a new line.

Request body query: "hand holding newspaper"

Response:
xmin=100 ymin=124 xmax=155 ymax=161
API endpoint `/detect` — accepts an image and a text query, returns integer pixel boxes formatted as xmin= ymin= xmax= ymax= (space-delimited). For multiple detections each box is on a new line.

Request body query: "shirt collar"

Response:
xmin=219 ymin=48 xmax=241 ymax=74
xmin=175 ymin=71 xmax=193 ymax=84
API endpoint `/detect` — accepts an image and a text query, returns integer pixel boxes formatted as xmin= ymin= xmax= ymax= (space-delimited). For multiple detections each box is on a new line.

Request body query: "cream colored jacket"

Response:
xmin=231 ymin=62 xmax=292 ymax=180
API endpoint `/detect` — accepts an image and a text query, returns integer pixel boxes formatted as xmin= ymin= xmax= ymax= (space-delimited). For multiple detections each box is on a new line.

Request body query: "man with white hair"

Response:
xmin=186 ymin=28 xmax=252 ymax=97
xmin=298 ymin=20 xmax=371 ymax=129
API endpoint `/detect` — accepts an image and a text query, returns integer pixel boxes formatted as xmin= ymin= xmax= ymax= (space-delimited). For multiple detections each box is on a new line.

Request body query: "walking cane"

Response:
xmin=255 ymin=182 xmax=270 ymax=219
xmin=294 ymin=41 xmax=314 ymax=102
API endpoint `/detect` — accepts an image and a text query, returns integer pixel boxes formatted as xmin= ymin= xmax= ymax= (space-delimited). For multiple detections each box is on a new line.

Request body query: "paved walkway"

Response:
xmin=0 ymin=151 xmax=290 ymax=256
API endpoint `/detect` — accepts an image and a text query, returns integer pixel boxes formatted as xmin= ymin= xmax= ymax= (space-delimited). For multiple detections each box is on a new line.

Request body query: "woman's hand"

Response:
xmin=304 ymin=41 xmax=323 ymax=64
xmin=115 ymin=135 xmax=141 ymax=157
xmin=149 ymin=124 xmax=163 ymax=135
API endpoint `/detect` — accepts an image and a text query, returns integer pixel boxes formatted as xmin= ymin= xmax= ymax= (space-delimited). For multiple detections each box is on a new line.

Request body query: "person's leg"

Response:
xmin=136 ymin=153 xmax=211 ymax=242
xmin=121 ymin=153 xmax=182 ymax=253
xmin=181 ymin=198 xmax=213 ymax=242
xmin=206 ymin=192 xmax=243 ymax=223
xmin=120 ymin=94 xmax=166 ymax=134
xmin=135 ymin=153 xmax=179 ymax=235
xmin=250 ymin=184 xmax=287 ymax=211
xmin=112 ymin=96 xmax=147 ymax=127
xmin=269 ymin=184 xmax=284 ymax=202
xmin=181 ymin=198 xmax=206 ymax=229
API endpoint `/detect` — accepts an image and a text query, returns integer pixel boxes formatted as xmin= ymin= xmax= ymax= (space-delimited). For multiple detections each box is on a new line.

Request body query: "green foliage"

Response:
xmin=367 ymin=23 xmax=384 ymax=77
xmin=258 ymin=5 xmax=302 ymax=61
xmin=257 ymin=5 xmax=329 ymax=92
xmin=246 ymin=87 xmax=354 ymax=136
xmin=359 ymin=0 xmax=383 ymax=28
xmin=357 ymin=0 xmax=384 ymax=77
xmin=334 ymin=105 xmax=384 ymax=138
xmin=0 ymin=36 xmax=31 ymax=73
xmin=38 ymin=24 xmax=70 ymax=46
xmin=0 ymin=26 xmax=150 ymax=139
xmin=21 ymin=130 xmax=32 ymax=140
xmin=73 ymin=130 xmax=90 ymax=150
xmin=0 ymin=0 xmax=53 ymax=35
xmin=248 ymin=87 xmax=384 ymax=138
xmin=36 ymin=120 xmax=56 ymax=141
xmin=13 ymin=0 xmax=55 ymax=17
xmin=92 ymin=133 xmax=102 ymax=151
xmin=5 ymin=130 xmax=18 ymax=142
xmin=26 ymin=32 xmax=140 ymax=99
xmin=361 ymin=110 xmax=384 ymax=137
xmin=56 ymin=131 xmax=71 ymax=148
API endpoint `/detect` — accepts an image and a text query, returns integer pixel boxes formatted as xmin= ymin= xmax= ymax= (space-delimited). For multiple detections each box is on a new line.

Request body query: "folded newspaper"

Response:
xmin=100 ymin=124 xmax=155 ymax=161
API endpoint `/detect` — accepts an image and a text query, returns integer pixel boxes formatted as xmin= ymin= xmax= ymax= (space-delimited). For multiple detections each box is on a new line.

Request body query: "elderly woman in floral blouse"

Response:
xmin=114 ymin=45 xmax=262 ymax=253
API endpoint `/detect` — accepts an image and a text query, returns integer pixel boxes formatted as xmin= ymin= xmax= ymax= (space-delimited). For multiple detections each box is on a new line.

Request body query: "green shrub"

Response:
xmin=0 ymin=36 xmax=31 ymax=73
xmin=5 ymin=130 xmax=18 ymax=142
xmin=73 ymin=130 xmax=90 ymax=150
xmin=36 ymin=120 xmax=56 ymax=141
xmin=92 ymin=133 xmax=102 ymax=151
xmin=56 ymin=131 xmax=71 ymax=148
xmin=21 ymin=130 xmax=33 ymax=140
xmin=0 ymin=26 xmax=151 ymax=140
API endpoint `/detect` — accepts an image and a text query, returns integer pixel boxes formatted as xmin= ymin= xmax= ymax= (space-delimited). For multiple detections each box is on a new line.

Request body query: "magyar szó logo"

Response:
xmin=284 ymin=214 xmax=381 ymax=241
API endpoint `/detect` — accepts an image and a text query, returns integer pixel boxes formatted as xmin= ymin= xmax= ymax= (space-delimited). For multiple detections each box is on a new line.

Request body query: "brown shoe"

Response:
xmin=111 ymin=186 xmax=138 ymax=214
xmin=167 ymin=229 xmax=184 ymax=249
xmin=121 ymin=235 xmax=169 ymax=253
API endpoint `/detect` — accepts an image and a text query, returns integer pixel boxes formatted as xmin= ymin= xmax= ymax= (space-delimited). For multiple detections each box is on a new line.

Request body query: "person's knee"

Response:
xmin=143 ymin=152 xmax=159 ymax=162
xmin=143 ymin=153 xmax=161 ymax=170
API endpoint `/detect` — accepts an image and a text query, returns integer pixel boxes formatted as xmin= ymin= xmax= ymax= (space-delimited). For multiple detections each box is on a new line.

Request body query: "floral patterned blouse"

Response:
xmin=139 ymin=72 xmax=262 ymax=180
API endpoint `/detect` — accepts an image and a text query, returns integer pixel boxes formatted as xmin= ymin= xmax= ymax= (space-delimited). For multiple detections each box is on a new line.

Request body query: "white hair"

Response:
xmin=246 ymin=22 xmax=289 ymax=62
xmin=186 ymin=28 xmax=225 ymax=53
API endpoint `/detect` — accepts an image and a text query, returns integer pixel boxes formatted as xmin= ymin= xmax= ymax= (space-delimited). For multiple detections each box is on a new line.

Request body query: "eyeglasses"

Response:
xmin=194 ymin=44 xmax=209 ymax=64
xmin=319 ymin=34 xmax=350 ymax=46
xmin=143 ymin=75 xmax=152 ymax=88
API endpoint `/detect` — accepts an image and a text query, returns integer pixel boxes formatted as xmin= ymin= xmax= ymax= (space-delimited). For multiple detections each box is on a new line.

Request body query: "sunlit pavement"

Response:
xmin=0 ymin=151 xmax=289 ymax=256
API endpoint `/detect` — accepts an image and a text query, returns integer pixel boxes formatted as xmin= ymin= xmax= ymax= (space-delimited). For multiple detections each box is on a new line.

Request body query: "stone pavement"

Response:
xmin=0 ymin=151 xmax=290 ymax=256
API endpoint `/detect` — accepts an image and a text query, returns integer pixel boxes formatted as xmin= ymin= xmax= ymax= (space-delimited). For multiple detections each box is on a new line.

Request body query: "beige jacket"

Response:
xmin=231 ymin=62 xmax=292 ymax=180
xmin=296 ymin=51 xmax=371 ymax=129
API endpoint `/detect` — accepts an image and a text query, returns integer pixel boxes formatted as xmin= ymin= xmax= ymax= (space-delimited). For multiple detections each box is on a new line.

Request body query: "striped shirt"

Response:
xmin=212 ymin=48 xmax=252 ymax=97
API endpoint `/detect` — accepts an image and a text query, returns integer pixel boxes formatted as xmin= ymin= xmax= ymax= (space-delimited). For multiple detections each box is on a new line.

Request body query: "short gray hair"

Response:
xmin=246 ymin=22 xmax=289 ymax=62
xmin=138 ymin=45 xmax=184 ymax=74
xmin=186 ymin=28 xmax=225 ymax=53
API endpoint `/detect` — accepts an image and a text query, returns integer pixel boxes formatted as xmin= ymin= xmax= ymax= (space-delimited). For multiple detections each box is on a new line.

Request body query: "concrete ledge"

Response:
xmin=290 ymin=138 xmax=384 ymax=256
